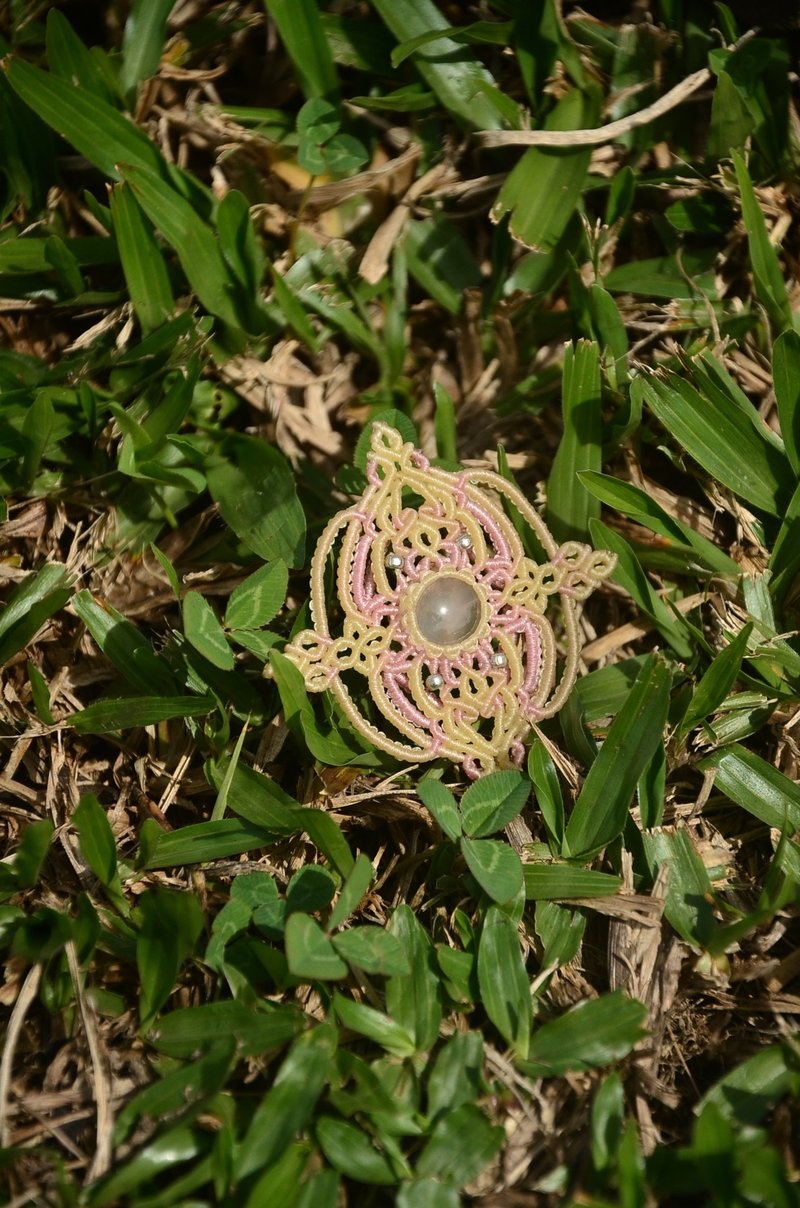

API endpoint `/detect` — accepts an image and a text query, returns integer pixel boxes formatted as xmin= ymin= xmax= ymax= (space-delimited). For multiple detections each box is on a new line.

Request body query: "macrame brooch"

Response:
xmin=285 ymin=424 xmax=616 ymax=778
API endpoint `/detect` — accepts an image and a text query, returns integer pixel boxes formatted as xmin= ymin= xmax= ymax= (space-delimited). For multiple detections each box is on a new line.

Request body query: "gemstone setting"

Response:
xmin=414 ymin=574 xmax=482 ymax=647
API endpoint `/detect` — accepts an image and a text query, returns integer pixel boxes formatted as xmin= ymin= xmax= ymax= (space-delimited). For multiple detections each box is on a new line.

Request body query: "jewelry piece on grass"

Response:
xmin=284 ymin=424 xmax=616 ymax=778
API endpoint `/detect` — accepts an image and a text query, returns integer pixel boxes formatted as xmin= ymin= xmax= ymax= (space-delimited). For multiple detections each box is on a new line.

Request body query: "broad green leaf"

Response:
xmin=698 ymin=1044 xmax=795 ymax=1126
xmin=477 ymin=905 xmax=530 ymax=1056
xmin=460 ymin=836 xmax=524 ymax=903
xmin=270 ymin=649 xmax=371 ymax=766
xmin=605 ymin=249 xmax=718 ymax=299
xmin=386 ymin=905 xmax=441 ymax=1051
xmin=264 ymin=0 xmax=339 ymax=102
xmin=547 ymin=339 xmax=602 ymax=542
xmin=397 ymin=1180 xmax=459 ymax=1208
xmin=591 ymin=1072 xmax=625 ymax=1173
xmin=491 ymin=88 xmax=595 ymax=250
xmin=638 ymin=741 xmax=666 ymax=830
xmin=6 ymin=58 xmax=165 ymax=181
xmin=237 ymin=1024 xmax=337 ymax=1179
xmin=527 ymin=739 xmax=564 ymax=851
xmin=426 ymin=1030 xmax=484 ymax=1122
xmin=206 ymin=434 xmax=306 ymax=567
xmin=0 ymin=562 xmax=72 ymax=665
xmin=150 ymin=999 xmax=301 ymax=1058
xmin=523 ymin=865 xmax=622 ymax=900
xmin=119 ymin=162 xmax=245 ymax=329
xmin=21 ymin=390 xmax=55 ymax=484
xmin=417 ymin=1103 xmax=504 ymax=1189
xmin=73 ymin=794 xmax=117 ymax=888
xmin=565 ymin=655 xmax=671 ymax=858
xmin=285 ymin=912 xmax=348 ymax=980
xmin=298 ymin=808 xmax=355 ymax=879
xmin=641 ymin=829 xmax=716 ymax=949
xmin=574 ymin=656 xmax=651 ymax=723
xmin=328 ymin=852 xmax=373 ymax=929
xmin=225 ymin=560 xmax=288 ymax=630
xmin=120 ymin=0 xmax=176 ymax=100
xmin=87 ymin=1125 xmax=202 ymax=1207
xmin=459 ymin=769 xmax=529 ymax=838
xmin=113 ymin=1039 xmax=233 ymax=1145
xmin=137 ymin=886 xmax=203 ymax=1029
xmin=370 ymin=0 xmax=504 ymax=129
xmin=109 ymin=183 xmax=174 ymax=334
xmin=585 ymin=284 xmax=628 ymax=386
xmin=331 ymin=992 xmax=416 ymax=1057
xmin=769 ymin=480 xmax=800 ymax=606
xmin=403 ymin=217 xmax=482 ymax=315
xmin=286 ymin=864 xmax=336 ymax=915
xmin=332 ymin=925 xmax=410 ymax=976
xmin=417 ymin=777 xmax=461 ymax=841
xmin=535 ymin=899 xmax=585 ymax=967
xmin=708 ymin=69 xmax=753 ymax=162
xmin=0 ymin=820 xmax=53 ymax=893
xmin=732 ymin=150 xmax=793 ymax=335
xmin=71 ymin=695 xmax=214 ymax=734
xmin=773 ymin=329 xmax=800 ymax=474
xmin=182 ymin=590 xmax=235 ymax=670
xmin=72 ymin=589 xmax=176 ymax=694
xmin=316 ymin=1115 xmax=398 ymax=1185
xmin=523 ymin=991 xmax=647 ymax=1076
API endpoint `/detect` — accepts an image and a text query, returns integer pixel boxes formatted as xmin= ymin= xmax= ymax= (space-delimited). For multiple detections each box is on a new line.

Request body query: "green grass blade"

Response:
xmin=491 ymin=87 xmax=596 ymax=250
xmin=773 ymin=329 xmax=800 ymax=474
xmin=0 ymin=563 xmax=72 ymax=664
xmin=118 ymin=162 xmax=245 ymax=329
xmin=565 ymin=655 xmax=671 ymax=859
xmin=678 ymin=623 xmax=753 ymax=739
xmin=589 ymin=519 xmax=694 ymax=660
xmin=370 ymin=0 xmax=505 ymax=129
xmin=119 ymin=0 xmax=175 ymax=101
xmin=640 ymin=369 xmax=790 ymax=516
xmin=700 ymin=744 xmax=800 ymax=832
xmin=46 ymin=9 xmax=117 ymax=103
xmin=523 ymin=865 xmax=621 ymax=899
xmin=264 ymin=0 xmax=339 ymax=102
xmin=71 ymin=695 xmax=215 ymax=734
xmin=547 ymin=339 xmax=602 ymax=542
xmin=108 ymin=183 xmax=173 ymax=334
xmin=4 ymin=58 xmax=164 ymax=181
xmin=732 ymin=150 xmax=793 ymax=335
xmin=580 ymin=470 xmax=740 ymax=577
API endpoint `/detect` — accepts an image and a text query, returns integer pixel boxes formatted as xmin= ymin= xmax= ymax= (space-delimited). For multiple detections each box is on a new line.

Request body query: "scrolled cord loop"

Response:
xmin=284 ymin=424 xmax=616 ymax=778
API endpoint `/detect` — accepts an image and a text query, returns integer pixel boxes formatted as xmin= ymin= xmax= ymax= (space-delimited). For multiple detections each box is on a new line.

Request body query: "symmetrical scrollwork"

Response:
xmin=284 ymin=424 xmax=616 ymax=778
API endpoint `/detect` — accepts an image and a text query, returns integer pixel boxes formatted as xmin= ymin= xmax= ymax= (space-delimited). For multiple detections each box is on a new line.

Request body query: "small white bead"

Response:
xmin=385 ymin=553 xmax=403 ymax=570
xmin=457 ymin=533 xmax=473 ymax=550
xmin=491 ymin=652 xmax=507 ymax=668
xmin=426 ymin=673 xmax=444 ymax=691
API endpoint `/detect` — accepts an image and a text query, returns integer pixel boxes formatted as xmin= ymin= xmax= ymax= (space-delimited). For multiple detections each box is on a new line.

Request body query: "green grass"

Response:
xmin=1 ymin=2 xmax=799 ymax=1205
